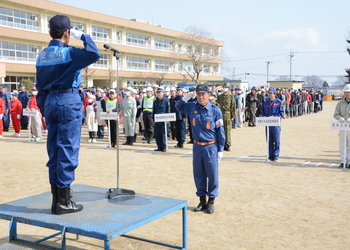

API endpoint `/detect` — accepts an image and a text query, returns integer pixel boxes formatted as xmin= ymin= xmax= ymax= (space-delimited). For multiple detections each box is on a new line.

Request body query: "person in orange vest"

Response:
xmin=0 ymin=97 xmax=4 ymax=138
xmin=27 ymin=87 xmax=42 ymax=141
xmin=10 ymin=92 xmax=22 ymax=137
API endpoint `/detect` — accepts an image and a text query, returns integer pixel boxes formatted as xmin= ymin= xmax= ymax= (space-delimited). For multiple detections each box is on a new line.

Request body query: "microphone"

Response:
xmin=104 ymin=44 xmax=120 ymax=53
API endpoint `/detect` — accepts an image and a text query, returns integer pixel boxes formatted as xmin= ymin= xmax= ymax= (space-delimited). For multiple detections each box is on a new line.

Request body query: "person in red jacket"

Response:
xmin=0 ymin=97 xmax=4 ymax=138
xmin=27 ymin=87 xmax=42 ymax=141
xmin=10 ymin=92 xmax=22 ymax=137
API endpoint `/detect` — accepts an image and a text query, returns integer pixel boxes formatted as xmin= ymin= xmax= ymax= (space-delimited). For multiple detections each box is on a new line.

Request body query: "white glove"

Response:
xmin=17 ymin=114 xmax=20 ymax=119
xmin=346 ymin=118 xmax=350 ymax=123
xmin=218 ymin=152 xmax=223 ymax=162
xmin=0 ymin=114 xmax=3 ymax=119
xmin=70 ymin=28 xmax=84 ymax=40
xmin=339 ymin=117 xmax=345 ymax=123
xmin=182 ymin=92 xmax=193 ymax=102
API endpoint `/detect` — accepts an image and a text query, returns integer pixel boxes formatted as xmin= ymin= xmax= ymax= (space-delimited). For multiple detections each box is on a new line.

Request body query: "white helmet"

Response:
xmin=344 ymin=84 xmax=350 ymax=92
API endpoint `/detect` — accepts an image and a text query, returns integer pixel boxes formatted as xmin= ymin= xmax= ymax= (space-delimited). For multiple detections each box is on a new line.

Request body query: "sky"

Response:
xmin=50 ymin=0 xmax=349 ymax=86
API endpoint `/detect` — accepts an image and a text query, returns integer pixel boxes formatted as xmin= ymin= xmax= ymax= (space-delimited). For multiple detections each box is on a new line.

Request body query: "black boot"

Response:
xmin=123 ymin=136 xmax=130 ymax=145
xmin=133 ymin=134 xmax=137 ymax=142
xmin=51 ymin=184 xmax=58 ymax=214
xmin=56 ymin=187 xmax=83 ymax=215
xmin=194 ymin=196 xmax=207 ymax=212
xmin=206 ymin=197 xmax=215 ymax=214
xmin=129 ymin=136 xmax=133 ymax=146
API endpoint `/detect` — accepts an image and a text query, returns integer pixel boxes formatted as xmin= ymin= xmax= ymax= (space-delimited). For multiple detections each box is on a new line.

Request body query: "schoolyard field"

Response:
xmin=0 ymin=100 xmax=349 ymax=250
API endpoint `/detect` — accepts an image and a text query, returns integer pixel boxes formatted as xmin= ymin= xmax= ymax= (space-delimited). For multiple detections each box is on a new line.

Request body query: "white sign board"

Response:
xmin=23 ymin=109 xmax=38 ymax=116
xmin=256 ymin=117 xmax=281 ymax=126
xmin=331 ymin=120 xmax=350 ymax=131
xmin=99 ymin=112 xmax=118 ymax=120
xmin=154 ymin=113 xmax=176 ymax=122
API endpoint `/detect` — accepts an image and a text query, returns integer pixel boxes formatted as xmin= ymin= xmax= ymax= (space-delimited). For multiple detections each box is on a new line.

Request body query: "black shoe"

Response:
xmin=56 ymin=187 xmax=83 ymax=215
xmin=194 ymin=196 xmax=207 ymax=212
xmin=226 ymin=146 xmax=231 ymax=151
xmin=122 ymin=136 xmax=130 ymax=145
xmin=175 ymin=143 xmax=183 ymax=148
xmin=51 ymin=184 xmax=58 ymax=214
xmin=268 ymin=157 xmax=274 ymax=161
xmin=162 ymin=148 xmax=167 ymax=152
xmin=187 ymin=140 xmax=194 ymax=144
xmin=206 ymin=197 xmax=215 ymax=214
xmin=339 ymin=163 xmax=346 ymax=168
xmin=224 ymin=146 xmax=227 ymax=151
xmin=154 ymin=148 xmax=162 ymax=151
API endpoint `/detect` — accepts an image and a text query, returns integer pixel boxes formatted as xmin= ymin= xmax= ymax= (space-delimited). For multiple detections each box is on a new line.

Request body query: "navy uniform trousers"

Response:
xmin=193 ymin=143 xmax=219 ymax=198
xmin=45 ymin=92 xmax=82 ymax=188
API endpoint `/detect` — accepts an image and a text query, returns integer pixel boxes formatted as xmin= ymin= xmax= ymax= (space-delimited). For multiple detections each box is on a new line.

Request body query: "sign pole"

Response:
xmin=266 ymin=126 xmax=269 ymax=161
xmin=164 ymin=121 xmax=168 ymax=152
xmin=344 ymin=131 xmax=346 ymax=169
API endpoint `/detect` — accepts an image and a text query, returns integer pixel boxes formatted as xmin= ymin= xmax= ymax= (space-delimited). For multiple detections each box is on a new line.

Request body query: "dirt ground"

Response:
xmin=0 ymin=100 xmax=349 ymax=250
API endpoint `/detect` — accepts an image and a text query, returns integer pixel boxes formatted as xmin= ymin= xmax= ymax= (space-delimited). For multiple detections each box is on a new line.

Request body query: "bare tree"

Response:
xmin=176 ymin=26 xmax=222 ymax=83
xmin=332 ymin=75 xmax=347 ymax=87
xmin=303 ymin=75 xmax=323 ymax=88
xmin=105 ymin=68 xmax=116 ymax=87
xmin=82 ymin=67 xmax=96 ymax=86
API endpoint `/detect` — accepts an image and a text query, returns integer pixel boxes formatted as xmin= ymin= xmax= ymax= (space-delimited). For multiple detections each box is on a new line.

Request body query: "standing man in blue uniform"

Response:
xmin=0 ymin=85 xmax=11 ymax=132
xmin=36 ymin=15 xmax=100 ymax=215
xmin=261 ymin=87 xmax=284 ymax=162
xmin=153 ymin=88 xmax=170 ymax=152
xmin=176 ymin=85 xmax=225 ymax=214
xmin=18 ymin=83 xmax=29 ymax=130
xmin=174 ymin=88 xmax=186 ymax=148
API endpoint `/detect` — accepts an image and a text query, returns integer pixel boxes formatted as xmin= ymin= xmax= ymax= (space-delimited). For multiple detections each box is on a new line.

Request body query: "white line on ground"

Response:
xmin=238 ymin=155 xmax=249 ymax=159
xmin=184 ymin=152 xmax=192 ymax=155
xmin=315 ymin=162 xmax=322 ymax=166
xmin=301 ymin=161 xmax=311 ymax=166
xmin=328 ymin=163 xmax=336 ymax=168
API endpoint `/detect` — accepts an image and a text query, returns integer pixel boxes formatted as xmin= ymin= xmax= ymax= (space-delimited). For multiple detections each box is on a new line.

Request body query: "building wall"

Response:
xmin=0 ymin=0 xmax=224 ymax=88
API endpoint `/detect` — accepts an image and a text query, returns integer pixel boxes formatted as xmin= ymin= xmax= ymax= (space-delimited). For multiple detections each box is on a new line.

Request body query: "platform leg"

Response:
xmin=61 ymin=227 xmax=67 ymax=250
xmin=104 ymin=239 xmax=110 ymax=250
xmin=182 ymin=206 xmax=188 ymax=250
xmin=9 ymin=217 xmax=17 ymax=241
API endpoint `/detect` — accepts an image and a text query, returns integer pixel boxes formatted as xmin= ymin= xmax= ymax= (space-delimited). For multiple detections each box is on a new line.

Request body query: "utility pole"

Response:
xmin=266 ymin=61 xmax=272 ymax=87
xmin=289 ymin=49 xmax=294 ymax=80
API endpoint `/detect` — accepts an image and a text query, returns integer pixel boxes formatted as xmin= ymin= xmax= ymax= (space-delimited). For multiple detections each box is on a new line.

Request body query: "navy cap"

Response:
xmin=0 ymin=84 xmax=6 ymax=88
xmin=176 ymin=87 xmax=183 ymax=91
xmin=267 ymin=87 xmax=276 ymax=93
xmin=189 ymin=87 xmax=195 ymax=92
xmin=11 ymin=92 xmax=18 ymax=97
xmin=196 ymin=84 xmax=210 ymax=93
xmin=156 ymin=87 xmax=164 ymax=93
xmin=49 ymin=15 xmax=72 ymax=33
xmin=20 ymin=83 xmax=26 ymax=87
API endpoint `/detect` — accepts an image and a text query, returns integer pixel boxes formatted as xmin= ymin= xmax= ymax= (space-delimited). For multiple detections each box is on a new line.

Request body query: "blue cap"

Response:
xmin=11 ymin=92 xmax=18 ymax=97
xmin=20 ymin=83 xmax=26 ymax=87
xmin=156 ymin=87 xmax=164 ymax=93
xmin=267 ymin=87 xmax=276 ymax=93
xmin=0 ymin=84 xmax=6 ymax=88
xmin=49 ymin=15 xmax=72 ymax=33
xmin=196 ymin=85 xmax=210 ymax=93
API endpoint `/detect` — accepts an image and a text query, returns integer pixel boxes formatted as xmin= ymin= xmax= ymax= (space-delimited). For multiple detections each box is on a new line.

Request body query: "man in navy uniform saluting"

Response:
xmin=176 ymin=84 xmax=225 ymax=214
xmin=36 ymin=15 xmax=100 ymax=215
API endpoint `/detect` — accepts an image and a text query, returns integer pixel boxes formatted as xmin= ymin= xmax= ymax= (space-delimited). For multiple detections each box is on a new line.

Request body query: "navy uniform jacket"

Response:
xmin=174 ymin=95 xmax=186 ymax=120
xmin=154 ymin=97 xmax=170 ymax=116
xmin=0 ymin=92 xmax=11 ymax=110
xmin=261 ymin=98 xmax=284 ymax=118
xmin=35 ymin=34 xmax=100 ymax=114
xmin=18 ymin=91 xmax=29 ymax=108
xmin=176 ymin=100 xmax=225 ymax=152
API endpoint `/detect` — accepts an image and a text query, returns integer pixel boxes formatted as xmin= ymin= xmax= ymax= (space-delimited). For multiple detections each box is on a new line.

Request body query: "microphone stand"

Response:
xmin=107 ymin=49 xmax=135 ymax=199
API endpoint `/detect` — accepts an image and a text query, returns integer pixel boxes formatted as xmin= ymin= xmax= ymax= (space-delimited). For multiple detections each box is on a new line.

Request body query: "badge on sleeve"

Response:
xmin=215 ymin=119 xmax=223 ymax=128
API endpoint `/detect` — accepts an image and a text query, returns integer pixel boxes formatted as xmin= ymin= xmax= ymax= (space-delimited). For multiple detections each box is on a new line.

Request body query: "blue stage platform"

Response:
xmin=0 ymin=184 xmax=188 ymax=250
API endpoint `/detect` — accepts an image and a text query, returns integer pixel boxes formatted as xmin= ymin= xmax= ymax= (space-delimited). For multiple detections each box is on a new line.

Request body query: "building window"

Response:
xmin=5 ymin=75 xmax=35 ymax=83
xmin=154 ymin=38 xmax=174 ymax=51
xmin=92 ymin=26 xmax=110 ymax=42
xmin=126 ymin=32 xmax=150 ymax=48
xmin=71 ymin=21 xmax=85 ymax=32
xmin=203 ymin=65 xmax=210 ymax=73
xmin=93 ymin=53 xmax=110 ymax=68
xmin=0 ymin=41 xmax=39 ymax=62
xmin=155 ymin=59 xmax=173 ymax=72
xmin=115 ymin=30 xmax=121 ymax=44
xmin=0 ymin=7 xmax=39 ymax=31
xmin=126 ymin=56 xmax=150 ymax=70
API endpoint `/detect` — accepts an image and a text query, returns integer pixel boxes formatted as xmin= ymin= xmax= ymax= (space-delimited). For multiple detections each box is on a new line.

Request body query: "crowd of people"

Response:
xmin=0 ymin=83 xmax=326 ymax=146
